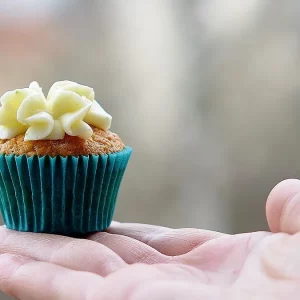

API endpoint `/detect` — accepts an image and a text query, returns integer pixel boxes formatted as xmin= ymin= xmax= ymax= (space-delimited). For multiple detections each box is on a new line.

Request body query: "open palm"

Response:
xmin=0 ymin=179 xmax=300 ymax=299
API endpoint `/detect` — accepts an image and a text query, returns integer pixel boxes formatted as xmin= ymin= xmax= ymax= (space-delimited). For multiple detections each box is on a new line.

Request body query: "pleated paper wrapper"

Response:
xmin=0 ymin=147 xmax=132 ymax=235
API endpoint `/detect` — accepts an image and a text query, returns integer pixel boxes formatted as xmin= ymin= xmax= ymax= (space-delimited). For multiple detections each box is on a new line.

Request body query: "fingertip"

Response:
xmin=0 ymin=254 xmax=32 ymax=297
xmin=266 ymin=179 xmax=300 ymax=233
xmin=0 ymin=226 xmax=10 ymax=244
xmin=0 ymin=258 xmax=103 ymax=300
xmin=110 ymin=221 xmax=121 ymax=227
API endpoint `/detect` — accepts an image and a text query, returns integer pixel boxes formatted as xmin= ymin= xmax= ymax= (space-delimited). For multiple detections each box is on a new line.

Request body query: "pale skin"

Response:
xmin=0 ymin=180 xmax=300 ymax=299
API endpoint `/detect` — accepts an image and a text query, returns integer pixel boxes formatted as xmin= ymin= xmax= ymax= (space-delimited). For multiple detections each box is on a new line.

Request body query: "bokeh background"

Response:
xmin=1 ymin=0 xmax=300 ymax=297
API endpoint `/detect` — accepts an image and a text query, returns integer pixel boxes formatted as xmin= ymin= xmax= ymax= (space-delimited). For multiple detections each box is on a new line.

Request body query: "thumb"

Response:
xmin=266 ymin=179 xmax=300 ymax=234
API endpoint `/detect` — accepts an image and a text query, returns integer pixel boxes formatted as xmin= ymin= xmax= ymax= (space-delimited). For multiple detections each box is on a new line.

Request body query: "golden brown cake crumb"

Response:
xmin=0 ymin=127 xmax=125 ymax=157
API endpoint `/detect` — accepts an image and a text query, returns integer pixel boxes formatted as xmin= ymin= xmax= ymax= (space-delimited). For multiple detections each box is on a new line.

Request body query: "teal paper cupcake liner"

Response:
xmin=0 ymin=147 xmax=132 ymax=235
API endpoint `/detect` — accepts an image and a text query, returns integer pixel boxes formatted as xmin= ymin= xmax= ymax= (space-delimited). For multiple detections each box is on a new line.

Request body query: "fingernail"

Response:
xmin=110 ymin=221 xmax=121 ymax=226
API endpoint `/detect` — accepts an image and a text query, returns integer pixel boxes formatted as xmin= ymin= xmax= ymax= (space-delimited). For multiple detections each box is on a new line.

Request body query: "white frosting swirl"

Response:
xmin=0 ymin=81 xmax=112 ymax=141
xmin=0 ymin=84 xmax=54 ymax=141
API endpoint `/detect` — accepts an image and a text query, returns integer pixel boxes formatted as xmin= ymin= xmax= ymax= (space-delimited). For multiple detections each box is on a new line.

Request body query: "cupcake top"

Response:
xmin=0 ymin=81 xmax=125 ymax=156
xmin=0 ymin=80 xmax=112 ymax=141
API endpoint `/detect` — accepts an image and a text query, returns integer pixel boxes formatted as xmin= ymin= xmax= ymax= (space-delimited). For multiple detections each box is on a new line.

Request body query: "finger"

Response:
xmin=266 ymin=179 xmax=300 ymax=234
xmin=88 ymin=232 xmax=169 ymax=264
xmin=0 ymin=255 xmax=213 ymax=300
xmin=106 ymin=222 xmax=226 ymax=256
xmin=98 ymin=263 xmax=210 ymax=299
xmin=130 ymin=280 xmax=229 ymax=300
xmin=0 ymin=254 xmax=103 ymax=300
xmin=0 ymin=227 xmax=126 ymax=276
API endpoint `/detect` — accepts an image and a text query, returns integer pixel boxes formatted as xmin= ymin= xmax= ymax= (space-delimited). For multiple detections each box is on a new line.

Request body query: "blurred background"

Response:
xmin=1 ymin=1 xmax=300 ymax=297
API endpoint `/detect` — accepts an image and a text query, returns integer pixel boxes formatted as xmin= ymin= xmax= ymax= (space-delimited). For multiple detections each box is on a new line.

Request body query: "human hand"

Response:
xmin=1 ymin=179 xmax=300 ymax=299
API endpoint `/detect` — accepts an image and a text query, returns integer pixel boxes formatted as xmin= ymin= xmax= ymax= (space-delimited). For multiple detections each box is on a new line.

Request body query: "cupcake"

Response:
xmin=0 ymin=81 xmax=132 ymax=235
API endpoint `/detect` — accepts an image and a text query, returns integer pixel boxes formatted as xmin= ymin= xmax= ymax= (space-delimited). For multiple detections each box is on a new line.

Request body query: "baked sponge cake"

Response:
xmin=0 ymin=127 xmax=125 ymax=157
xmin=0 ymin=81 xmax=132 ymax=235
